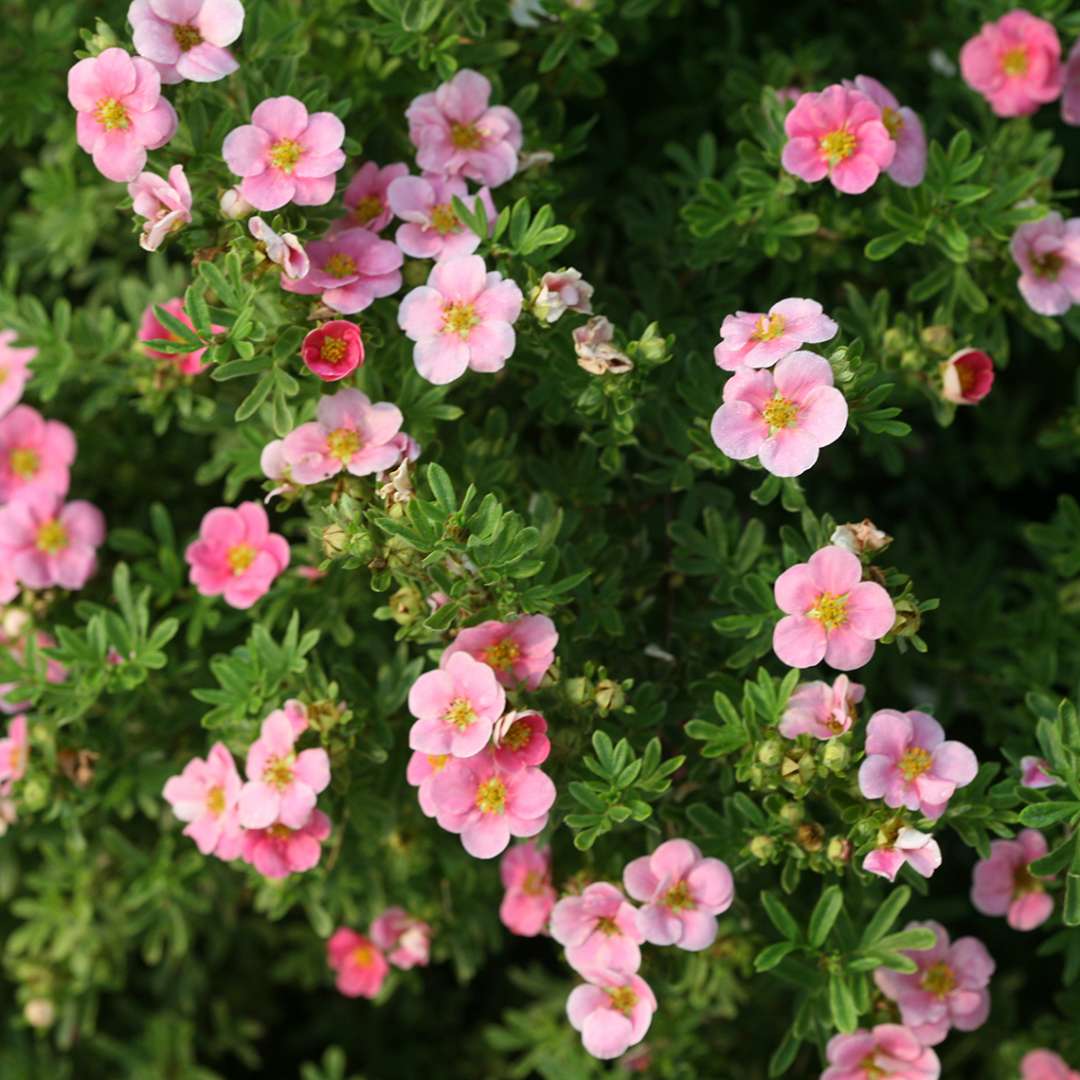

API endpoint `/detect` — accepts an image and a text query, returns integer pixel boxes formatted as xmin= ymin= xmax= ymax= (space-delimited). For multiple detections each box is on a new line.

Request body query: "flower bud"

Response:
xmin=22 ymin=778 xmax=48 ymax=812
xmin=796 ymin=822 xmax=825 ymax=853
xmin=920 ymin=324 xmax=955 ymax=355
xmin=778 ymin=802 xmax=804 ymax=826
xmin=749 ymin=835 xmax=776 ymax=861
xmin=890 ymin=597 xmax=920 ymax=638
xmin=882 ymin=327 xmax=907 ymax=357
xmin=756 ymin=738 xmax=784 ymax=766
xmin=565 ymin=677 xmax=590 ymax=705
xmin=23 ymin=999 xmax=55 ymax=1029
xmin=827 ymin=837 xmax=853 ymax=865
xmin=820 ymin=740 xmax=850 ymax=773
xmin=594 ymin=679 xmax=625 ymax=713
xmin=939 ymin=348 xmax=994 ymax=405
xmin=389 ymin=586 xmax=423 ymax=626
xmin=632 ymin=322 xmax=668 ymax=363
xmin=307 ymin=700 xmax=344 ymax=734
xmin=219 ymin=186 xmax=254 ymax=219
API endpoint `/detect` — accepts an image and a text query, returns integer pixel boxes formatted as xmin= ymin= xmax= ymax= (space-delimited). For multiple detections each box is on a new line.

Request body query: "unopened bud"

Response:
xmin=882 ymin=328 xmax=906 ymax=358
xmin=22 ymin=778 xmax=48 ymax=812
xmin=920 ymin=324 xmax=955 ymax=356
xmin=594 ymin=679 xmax=625 ymax=713
xmin=749 ymin=835 xmax=776 ymax=861
xmin=389 ymin=586 xmax=423 ymax=625
xmin=219 ymin=186 xmax=254 ymax=219
xmin=566 ymin=677 xmax=590 ymax=705
xmin=827 ymin=837 xmax=853 ymax=864
xmin=757 ymin=738 xmax=784 ymax=766
xmin=321 ymin=524 xmax=348 ymax=558
xmin=820 ymin=740 xmax=850 ymax=772
xmin=890 ymin=598 xmax=920 ymax=638
xmin=23 ymin=999 xmax=55 ymax=1029
xmin=779 ymin=802 xmax=804 ymax=826
xmin=796 ymin=822 xmax=825 ymax=853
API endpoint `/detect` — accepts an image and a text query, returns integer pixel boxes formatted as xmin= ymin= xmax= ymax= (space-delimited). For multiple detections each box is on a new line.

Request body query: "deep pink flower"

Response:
xmin=713 ymin=298 xmax=838 ymax=372
xmin=960 ymin=10 xmax=1063 ymax=118
xmin=779 ymin=675 xmax=864 ymax=740
xmin=0 ymin=715 xmax=28 ymax=796
xmin=863 ymin=825 xmax=942 ymax=883
xmin=128 ymin=164 xmax=192 ymax=251
xmin=772 ymin=545 xmax=895 ymax=670
xmin=858 ymin=709 xmax=978 ymax=819
xmin=971 ymin=828 xmax=1055 ymax=931
xmin=281 ymin=227 xmax=403 ymax=314
xmin=0 ymin=490 xmax=105 ymax=591
xmin=1022 ymin=1050 xmax=1080 ymax=1080
xmin=781 ymin=84 xmax=895 ymax=195
xmin=398 ymin=255 xmax=523 ymax=384
xmin=68 ymin=47 xmax=178 ymax=183
xmin=162 ymin=742 xmax=244 ymax=859
xmin=249 ymin=216 xmax=309 ymax=279
xmin=129 ymin=0 xmax=244 ymax=84
xmin=874 ymin=921 xmax=994 ymax=1046
xmin=1063 ymin=41 xmax=1080 ymax=125
xmin=408 ymin=651 xmax=506 ymax=759
xmin=940 ymin=348 xmax=994 ymax=404
xmin=0 ymin=331 xmax=36 ymax=418
xmin=184 ymin=501 xmax=289 ymax=609
xmin=0 ymin=406 xmax=76 ymax=503
xmin=492 ymin=710 xmax=550 ymax=771
xmin=388 ymin=175 xmax=495 ymax=261
xmin=844 ymin=76 xmax=927 ymax=188
xmin=300 ymin=321 xmax=364 ymax=382
xmin=499 ymin=841 xmax=556 ymax=936
xmin=139 ymin=298 xmax=224 ymax=375
xmin=531 ymin=269 xmax=594 ymax=323
xmin=332 ymin=161 xmax=410 ymax=234
xmin=406 ymin=750 xmax=451 ymax=818
xmin=222 ymin=95 xmax=346 ymax=211
xmin=551 ymin=882 xmax=644 ymax=978
xmin=327 ymin=928 xmax=389 ymax=998
xmin=710 ymin=351 xmax=848 ymax=477
xmin=623 ymin=839 xmax=734 ymax=951
xmin=822 ymin=1025 xmax=940 ymax=1080
xmin=241 ymin=809 xmax=331 ymax=878
xmin=566 ymin=972 xmax=656 ymax=1061
xmin=406 ymin=69 xmax=522 ymax=188
xmin=370 ymin=907 xmax=431 ymax=969
xmin=0 ymin=630 xmax=67 ymax=714
xmin=1020 ymin=755 xmax=1058 ymax=788
xmin=1010 ymin=213 xmax=1080 ymax=316
xmin=440 ymin=614 xmax=558 ymax=690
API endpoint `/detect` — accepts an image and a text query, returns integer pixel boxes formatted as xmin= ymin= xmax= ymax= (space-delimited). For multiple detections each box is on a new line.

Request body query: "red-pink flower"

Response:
xmin=184 ymin=501 xmax=289 ymax=609
xmin=863 ymin=825 xmax=942 ymax=884
xmin=281 ymin=228 xmax=403 ymax=314
xmin=971 ymin=828 xmax=1055 ymax=931
xmin=940 ymin=348 xmax=994 ymax=405
xmin=1020 ymin=755 xmax=1058 ymax=789
xmin=781 ymin=84 xmax=895 ymax=195
xmin=822 ymin=1024 xmax=940 ymax=1080
xmin=713 ymin=298 xmax=838 ymax=372
xmin=139 ymin=298 xmax=223 ymax=375
xmin=129 ymin=0 xmax=244 ymax=84
xmin=0 ymin=715 xmax=28 ymax=796
xmin=1010 ymin=213 xmax=1080 ymax=316
xmin=162 ymin=742 xmax=244 ymax=859
xmin=1022 ymin=1050 xmax=1080 ymax=1080
xmin=492 ymin=710 xmax=550 ymax=771
xmin=241 ymin=809 xmax=331 ymax=878
xmin=406 ymin=750 xmax=451 ymax=818
xmin=67 ymin=47 xmax=178 ymax=183
xmin=499 ymin=841 xmax=555 ymax=936
xmin=566 ymin=972 xmax=656 ymax=1061
xmin=333 ymin=161 xmax=410 ymax=234
xmin=128 ymin=164 xmax=192 ymax=251
xmin=779 ymin=675 xmax=864 ymax=740
xmin=0 ymin=406 xmax=76 ymax=503
xmin=0 ymin=331 xmax=35 ymax=419
xmin=300 ymin=321 xmax=364 ymax=382
xmin=551 ymin=882 xmax=644 ymax=978
xmin=0 ymin=490 xmax=105 ymax=591
xmin=408 ymin=651 xmax=506 ymax=759
xmin=327 ymin=928 xmax=389 ymax=998
xmin=370 ymin=907 xmax=431 ymax=969
xmin=844 ymin=76 xmax=927 ymax=188
xmin=441 ymin=614 xmax=558 ymax=690
xmin=389 ymin=175 xmax=495 ymax=261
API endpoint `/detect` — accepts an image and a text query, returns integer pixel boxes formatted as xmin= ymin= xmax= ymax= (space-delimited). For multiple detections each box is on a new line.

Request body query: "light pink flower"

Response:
xmin=370 ymin=907 xmax=431 ymax=969
xmin=960 ymin=10 xmax=1063 ymax=118
xmin=863 ymin=826 xmax=942 ymax=883
xmin=874 ymin=921 xmax=994 ymax=1047
xmin=241 ymin=808 xmax=331 ymax=878
xmin=128 ymin=0 xmax=244 ymax=84
xmin=1064 ymin=41 xmax=1080 ymax=125
xmin=710 ymin=351 xmax=848 ymax=477
xmin=858 ymin=709 xmax=978 ymax=819
xmin=1010 ymin=214 xmax=1080 ymax=316
xmin=162 ymin=742 xmax=244 ymax=859
xmin=0 ymin=406 xmax=76 ymax=503
xmin=566 ymin=972 xmax=656 ymax=1061
xmin=551 ymin=882 xmax=644 ymax=978
xmin=822 ymin=1024 xmax=940 ymax=1080
xmin=389 ymin=175 xmax=495 ymax=261
xmin=0 ymin=561 xmax=15 ymax=606
xmin=67 ymin=47 xmax=178 ymax=183
xmin=408 ymin=651 xmax=506 ymax=759
xmin=0 ymin=490 xmax=105 ymax=591
xmin=184 ymin=501 xmax=289 ymax=609
xmin=398 ymin=255 xmax=523 ymax=384
xmin=139 ymin=297 xmax=224 ymax=375
xmin=971 ymin=828 xmax=1055 ymax=931
xmin=940 ymin=348 xmax=994 ymax=405
xmin=844 ymin=76 xmax=926 ymax=187
xmin=531 ymin=269 xmax=594 ymax=323
xmin=332 ymin=161 xmax=410 ymax=234
xmin=713 ymin=298 xmax=838 ymax=371
xmin=0 ymin=630 xmax=67 ymax=714
xmin=128 ymin=164 xmax=192 ymax=251
xmin=406 ymin=750 xmax=451 ymax=818
xmin=0 ymin=715 xmax=28 ymax=796
xmin=1020 ymin=755 xmax=1058 ymax=788
xmin=623 ymin=838 xmax=734 ymax=951
xmin=249 ymin=216 xmax=309 ymax=279
xmin=499 ymin=841 xmax=556 ymax=936
xmin=0 ymin=331 xmax=36 ymax=418
xmin=431 ymin=750 xmax=555 ymax=859
xmin=1022 ymin=1050 xmax=1080 ymax=1080
xmin=222 ymin=95 xmax=346 ymax=211
xmin=440 ymin=614 xmax=558 ymax=690
xmin=259 ymin=439 xmax=296 ymax=502
xmin=492 ymin=710 xmax=550 ymax=771
xmin=772 ymin=545 xmax=895 ymax=670
xmin=781 ymin=84 xmax=895 ymax=195
xmin=327 ymin=928 xmax=389 ymax=998
xmin=406 ymin=69 xmax=522 ymax=187
xmin=219 ymin=185 xmax=254 ymax=218
xmin=281 ymin=227 xmax=403 ymax=314
xmin=779 ymin=675 xmax=864 ymax=740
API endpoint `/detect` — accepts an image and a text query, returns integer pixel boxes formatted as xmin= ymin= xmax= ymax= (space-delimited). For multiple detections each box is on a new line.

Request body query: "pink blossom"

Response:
xmin=128 ymin=164 xmax=192 ymax=251
xmin=0 ymin=630 xmax=67 ymax=714
xmin=327 ymin=928 xmax=389 ymax=998
xmin=873 ymin=920 xmax=994 ymax=1046
xmin=370 ymin=907 xmax=431 ymax=969
xmin=623 ymin=838 xmax=734 ymax=951
xmin=259 ymin=439 xmax=296 ymax=501
xmin=1063 ymin=41 xmax=1080 ymax=125
xmin=249 ymin=216 xmax=309 ymax=279
xmin=0 ymin=406 xmax=76 ymax=503
xmin=772 ymin=545 xmax=895 ymax=670
xmin=431 ymin=750 xmax=555 ymax=859
xmin=222 ymin=95 xmax=346 ymax=211
xmin=184 ymin=501 xmax=289 ymax=609
xmin=440 ymin=614 xmax=558 ymax=690
xmin=822 ymin=1025 xmax=940 ymax=1080
xmin=388 ymin=175 xmax=495 ymax=261
xmin=863 ymin=826 xmax=942 ymax=883
xmin=940 ymin=348 xmax=994 ymax=405
xmin=0 ymin=331 xmax=35 ymax=418
xmin=960 ymin=10 xmax=1063 ymax=118
xmin=408 ymin=651 xmax=506 ymax=759
xmin=499 ymin=841 xmax=556 ymax=936
xmin=713 ymin=298 xmax=838 ymax=372
xmin=551 ymin=882 xmax=644 ymax=978
xmin=531 ymin=269 xmax=594 ymax=323
xmin=710 ymin=351 xmax=848 ymax=477
xmin=139 ymin=298 xmax=223 ymax=375
xmin=971 ymin=828 xmax=1055 ymax=931
xmin=1020 ymin=755 xmax=1058 ymax=788
xmin=0 ymin=715 xmax=28 ymax=796
xmin=566 ymin=972 xmax=656 ymax=1061
xmin=858 ymin=709 xmax=978 ymax=819
xmin=299 ymin=320 xmax=363 ymax=381
xmin=781 ymin=84 xmax=895 ymax=195
xmin=162 ymin=742 xmax=244 ymax=859
xmin=241 ymin=809 xmax=331 ymax=878
xmin=219 ymin=185 xmax=254 ymax=218
xmin=333 ymin=161 xmax=410 ymax=233
xmin=1022 ymin=1050 xmax=1080 ymax=1080
xmin=406 ymin=750 xmax=451 ymax=818
xmin=492 ymin=710 xmax=550 ymax=771
xmin=843 ymin=76 xmax=926 ymax=187
xmin=398 ymin=255 xmax=523 ymax=384
xmin=1011 ymin=213 xmax=1080 ymax=316
xmin=0 ymin=490 xmax=105 ymax=591
xmin=128 ymin=0 xmax=244 ymax=84
xmin=0 ymin=561 xmax=15 ymax=606
xmin=406 ymin=69 xmax=522 ymax=188
xmin=779 ymin=675 xmax=864 ymax=740
xmin=280 ymin=699 xmax=309 ymax=736
xmin=281 ymin=227 xmax=403 ymax=314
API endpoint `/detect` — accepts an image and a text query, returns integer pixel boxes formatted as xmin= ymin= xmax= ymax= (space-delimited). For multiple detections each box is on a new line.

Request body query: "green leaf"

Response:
xmin=1018 ymin=802 xmax=1080 ymax=828
xmin=153 ymin=303 xmax=202 ymax=347
xmin=808 ymin=885 xmax=844 ymax=948
xmin=425 ymin=463 xmax=457 ymax=513
xmin=828 ymin=973 xmax=859 ymax=1033
xmin=859 ymin=886 xmax=911 ymax=946
xmin=754 ymin=941 xmax=798 ymax=971
xmin=760 ymin=890 xmax=800 ymax=941
xmin=874 ymin=927 xmax=937 ymax=953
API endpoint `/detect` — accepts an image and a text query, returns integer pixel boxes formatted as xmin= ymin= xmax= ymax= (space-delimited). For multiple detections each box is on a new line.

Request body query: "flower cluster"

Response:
xmin=327 ymin=907 xmax=432 ymax=999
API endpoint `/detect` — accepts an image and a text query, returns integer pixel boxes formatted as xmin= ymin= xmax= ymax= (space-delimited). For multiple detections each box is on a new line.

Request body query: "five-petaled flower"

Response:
xmin=408 ymin=651 xmax=506 ymax=759
xmin=971 ymin=828 xmax=1055 ymax=931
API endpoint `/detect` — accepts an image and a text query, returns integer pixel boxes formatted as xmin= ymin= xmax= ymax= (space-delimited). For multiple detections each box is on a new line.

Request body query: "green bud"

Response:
xmin=827 ymin=837 xmax=852 ymax=864
xmin=22 ymin=778 xmax=48 ymax=812
xmin=749 ymin=835 xmax=776 ymax=861
xmin=820 ymin=739 xmax=850 ymax=772
xmin=594 ymin=679 xmax=625 ymax=713
xmin=321 ymin=524 xmax=348 ymax=559
xmin=389 ymin=586 xmax=423 ymax=626
xmin=882 ymin=327 xmax=907 ymax=357
xmin=756 ymin=738 xmax=784 ymax=766
xmin=565 ymin=677 xmax=590 ymax=705
xmin=778 ymin=801 xmax=804 ymax=826
xmin=920 ymin=324 xmax=955 ymax=356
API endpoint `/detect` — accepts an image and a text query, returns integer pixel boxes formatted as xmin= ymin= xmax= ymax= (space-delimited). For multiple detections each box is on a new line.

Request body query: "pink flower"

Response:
xmin=237 ymin=708 xmax=330 ymax=829
xmin=822 ymin=1025 xmax=940 ymax=1080
xmin=1020 ymin=755 xmax=1058 ymax=788
xmin=259 ymin=439 xmax=295 ymax=501
xmin=1063 ymin=41 xmax=1080 ymax=125
xmin=531 ymin=269 xmax=594 ymax=323
xmin=844 ymin=76 xmax=927 ymax=187
xmin=398 ymin=255 xmax=523 ymax=384
xmin=566 ymin=972 xmax=656 ymax=1061
xmin=327 ymin=928 xmax=389 ymax=998
xmin=408 ymin=651 xmax=505 ymax=759
xmin=370 ymin=907 xmax=431 ymax=969
xmin=781 ymin=84 xmax=895 ymax=195
xmin=333 ymin=161 xmax=410 ymax=234
xmin=940 ymin=348 xmax=994 ymax=405
xmin=0 ymin=630 xmax=67 ymax=714
xmin=162 ymin=742 xmax=244 ymax=859
xmin=219 ymin=185 xmax=254 ymax=218
xmin=406 ymin=750 xmax=451 ymax=818
xmin=406 ymin=69 xmax=522 ymax=187
xmin=874 ymin=921 xmax=994 ymax=1047
xmin=249 ymin=216 xmax=309 ymax=280
xmin=0 ymin=406 xmax=76 ymax=503
xmin=299 ymin=321 xmax=364 ymax=382
xmin=0 ymin=715 xmax=28 ymax=796
xmin=128 ymin=164 xmax=192 ymax=251
xmin=184 ymin=501 xmax=289 ymax=609
xmin=960 ymin=10 xmax=1063 ymax=118
xmin=222 ymin=95 xmax=346 ymax=211
xmin=282 ymin=228 xmax=403 ymax=314
xmin=388 ymin=175 xmax=495 ymax=261
xmin=772 ymin=545 xmax=895 ymax=670
xmin=551 ymin=882 xmax=644 ymax=978
xmin=858 ymin=709 xmax=978 ymax=819
xmin=1022 ymin=1050 xmax=1080 ymax=1080
xmin=431 ymin=750 xmax=555 ymax=859
xmin=0 ymin=490 xmax=105 ymax=591
xmin=0 ymin=562 xmax=15 ymax=606
xmin=0 ymin=331 xmax=36 ymax=418
xmin=863 ymin=825 xmax=942 ymax=883
xmin=1010 ymin=213 xmax=1080 ymax=316
xmin=778 ymin=675 xmax=864 ymax=740
xmin=971 ymin=828 xmax=1055 ymax=931
xmin=128 ymin=0 xmax=244 ymax=84
xmin=139 ymin=298 xmax=223 ymax=375
xmin=623 ymin=838 xmax=734 ymax=951
xmin=440 ymin=614 xmax=558 ymax=690
xmin=710 ymin=351 xmax=848 ymax=477
xmin=492 ymin=710 xmax=550 ymax=771
xmin=499 ymin=841 xmax=556 ymax=936
xmin=241 ymin=809 xmax=331 ymax=878
xmin=713 ymin=298 xmax=838 ymax=372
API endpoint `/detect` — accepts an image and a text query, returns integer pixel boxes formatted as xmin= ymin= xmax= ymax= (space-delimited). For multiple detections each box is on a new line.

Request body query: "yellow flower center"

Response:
xmin=809 ymin=592 xmax=848 ymax=631
xmin=426 ymin=754 xmax=449 ymax=772
xmin=596 ymin=916 xmax=620 ymax=936
xmin=0 ymin=368 xmax=8 ymax=385
xmin=484 ymin=638 xmax=521 ymax=671
xmin=522 ymin=870 xmax=546 ymax=895
xmin=325 ymin=253 xmax=358 ymax=279
xmin=351 ymin=944 xmax=375 ymax=968
xmin=320 ymin=337 xmax=348 ymax=364
xmin=95 ymin=97 xmax=130 ymax=131
xmin=899 ymin=746 xmax=933 ymax=781
xmin=9 ymin=448 xmax=39 ymax=478
xmin=761 ymin=394 xmax=799 ymax=430
xmin=860 ymin=1057 xmax=885 ymax=1080
xmin=263 ymin=755 xmax=295 ymax=790
xmin=450 ymin=122 xmax=485 ymax=150
xmin=1013 ymin=863 xmax=1044 ymax=898
xmin=267 ymin=823 xmax=293 ymax=840
xmin=227 ymin=543 xmax=256 ymax=574
xmin=444 ymin=698 xmax=477 ymax=731
xmin=1032 ymin=251 xmax=1063 ymax=280
xmin=172 ymin=23 xmax=203 ymax=50
xmin=430 ymin=203 xmax=460 ymax=234
xmin=207 ymin=785 xmax=226 ymax=816
xmin=352 ymin=195 xmax=384 ymax=225
xmin=607 ymin=986 xmax=638 ymax=1016
xmin=441 ymin=301 xmax=480 ymax=339
xmin=326 ymin=426 xmax=360 ymax=463
xmin=820 ymin=128 xmax=856 ymax=166
xmin=1001 ymin=47 xmax=1029 ymax=77
xmin=921 ymin=962 xmax=956 ymax=998
xmin=269 ymin=138 xmax=304 ymax=173
xmin=752 ymin=313 xmax=786 ymax=342
xmin=881 ymin=105 xmax=904 ymax=140
xmin=36 ymin=520 xmax=68 ymax=554
xmin=501 ymin=719 xmax=533 ymax=752
xmin=9 ymin=745 xmax=24 ymax=773
xmin=475 ymin=776 xmax=507 ymax=815
xmin=663 ymin=880 xmax=694 ymax=911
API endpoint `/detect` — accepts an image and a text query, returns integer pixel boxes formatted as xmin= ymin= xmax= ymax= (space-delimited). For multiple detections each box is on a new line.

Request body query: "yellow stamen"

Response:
xmin=522 ymin=870 xmax=546 ymax=896
xmin=172 ymin=23 xmax=203 ymax=51
xmin=881 ymin=106 xmax=904 ymax=140
xmin=444 ymin=698 xmax=476 ymax=731
xmin=326 ymin=427 xmax=360 ymax=463
xmin=94 ymin=97 xmax=130 ymax=131
xmin=501 ymin=719 xmax=532 ymax=752
xmin=752 ymin=313 xmax=786 ymax=342
xmin=263 ymin=755 xmax=294 ymax=790
xmin=325 ymin=253 xmax=358 ymax=278
xmin=450 ymin=122 xmax=484 ymax=150
xmin=761 ymin=394 xmax=799 ymax=430
xmin=1032 ymin=251 xmax=1063 ymax=280
xmin=596 ymin=916 xmax=620 ymax=936
xmin=1001 ymin=47 xmax=1029 ymax=77
xmin=809 ymin=592 xmax=848 ymax=631
xmin=663 ymin=880 xmax=695 ymax=911
xmin=483 ymin=638 xmax=521 ymax=671
xmin=9 ymin=448 xmax=39 ymax=478
xmin=820 ymin=128 xmax=856 ymax=166
xmin=899 ymin=746 xmax=932 ymax=781
xmin=607 ymin=986 xmax=638 ymax=1016
xmin=351 ymin=944 xmax=375 ymax=967
xmin=441 ymin=301 xmax=479 ymax=339
xmin=207 ymin=786 xmax=226 ymax=815
xmin=921 ymin=962 xmax=956 ymax=997
xmin=227 ymin=543 xmax=256 ymax=574
xmin=352 ymin=195 xmax=384 ymax=225
xmin=36 ymin=520 xmax=68 ymax=554
xmin=1013 ymin=863 xmax=1044 ymax=898
xmin=269 ymin=138 xmax=304 ymax=173
xmin=430 ymin=203 xmax=459 ymax=234
xmin=426 ymin=754 xmax=449 ymax=772
xmin=267 ymin=823 xmax=293 ymax=840
xmin=320 ymin=337 xmax=348 ymax=364
xmin=475 ymin=776 xmax=507 ymax=814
